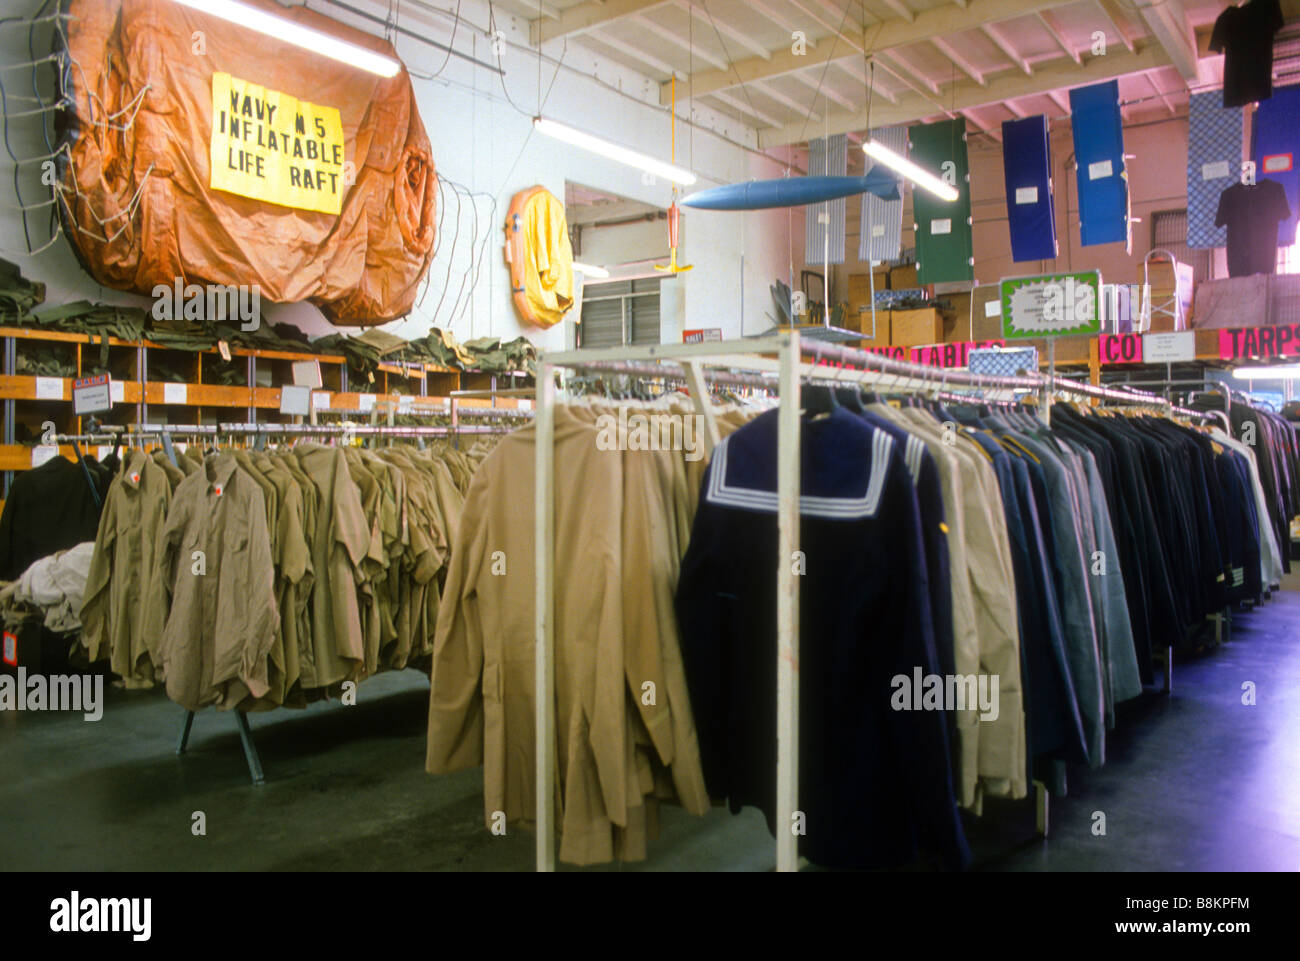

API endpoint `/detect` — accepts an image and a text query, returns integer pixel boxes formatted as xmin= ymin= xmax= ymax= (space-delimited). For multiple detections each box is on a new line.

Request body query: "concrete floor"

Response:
xmin=4 ymin=578 xmax=1299 ymax=871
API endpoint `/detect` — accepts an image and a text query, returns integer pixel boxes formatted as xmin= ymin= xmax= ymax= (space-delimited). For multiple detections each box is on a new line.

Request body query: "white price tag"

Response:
xmin=31 ymin=445 xmax=60 ymax=467
xmin=1088 ymin=159 xmax=1114 ymax=180
xmin=1143 ymin=331 xmax=1195 ymax=363
xmin=359 ymin=394 xmax=377 ymax=411
xmin=397 ymin=395 xmax=414 ymax=413
xmin=1015 ymin=186 xmax=1039 ymax=205
xmin=517 ymin=399 xmax=533 ymax=411
xmin=931 ymin=218 xmax=952 ymax=235
xmin=96 ymin=445 xmax=113 ymax=461
xmin=1201 ymin=160 xmax=1231 ymax=181
xmin=110 ymin=381 xmax=125 ymax=403
xmin=871 ymin=224 xmax=886 ymax=237
xmin=163 ymin=383 xmax=187 ymax=405
xmin=312 ymin=391 xmax=332 ymax=410
xmin=984 ymin=299 xmax=1001 ymax=318
xmin=35 ymin=377 xmax=63 ymax=400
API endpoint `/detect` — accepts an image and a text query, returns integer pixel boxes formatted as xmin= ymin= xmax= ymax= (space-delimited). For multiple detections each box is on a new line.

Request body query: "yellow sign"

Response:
xmin=209 ymin=73 xmax=346 ymax=215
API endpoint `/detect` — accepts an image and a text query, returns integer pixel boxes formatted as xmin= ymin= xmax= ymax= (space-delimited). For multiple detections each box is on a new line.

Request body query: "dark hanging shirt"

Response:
xmin=1209 ymin=0 xmax=1285 ymax=107
xmin=1215 ymin=179 xmax=1292 ymax=277
xmin=674 ymin=407 xmax=970 ymax=870
xmin=0 ymin=455 xmax=110 ymax=580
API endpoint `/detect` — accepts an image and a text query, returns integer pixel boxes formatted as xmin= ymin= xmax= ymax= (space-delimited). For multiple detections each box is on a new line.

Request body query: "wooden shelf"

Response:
xmin=0 ymin=325 xmax=531 ymax=482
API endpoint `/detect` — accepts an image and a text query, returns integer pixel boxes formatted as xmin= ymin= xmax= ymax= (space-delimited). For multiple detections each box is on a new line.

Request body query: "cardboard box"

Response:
xmin=890 ymin=307 xmax=943 ymax=346
xmin=847 ymin=304 xmax=891 ymax=344
xmin=848 ymin=272 xmax=890 ymax=330
xmin=937 ymin=291 xmax=974 ymax=341
xmin=971 ymin=284 xmax=1004 ymax=341
xmin=890 ymin=263 xmax=918 ymax=289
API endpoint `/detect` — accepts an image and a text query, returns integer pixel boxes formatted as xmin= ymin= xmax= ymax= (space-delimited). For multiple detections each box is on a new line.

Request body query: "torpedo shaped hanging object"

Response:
xmin=679 ymin=172 xmax=901 ymax=210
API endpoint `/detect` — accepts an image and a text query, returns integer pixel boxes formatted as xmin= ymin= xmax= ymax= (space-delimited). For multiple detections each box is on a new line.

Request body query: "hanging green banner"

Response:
xmin=999 ymin=270 xmax=1103 ymax=338
xmin=909 ymin=118 xmax=974 ymax=285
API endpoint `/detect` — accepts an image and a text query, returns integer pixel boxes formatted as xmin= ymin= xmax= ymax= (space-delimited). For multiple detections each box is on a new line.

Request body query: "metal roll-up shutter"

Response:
xmin=578 ymin=278 xmax=662 ymax=347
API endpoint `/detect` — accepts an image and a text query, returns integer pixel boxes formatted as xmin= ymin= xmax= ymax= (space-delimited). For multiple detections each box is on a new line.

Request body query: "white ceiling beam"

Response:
xmin=1046 ymin=88 xmax=1070 ymax=115
xmin=791 ymin=70 xmax=858 ymax=110
xmin=931 ymin=36 xmax=987 ymax=86
xmin=588 ymin=28 xmax=685 ymax=78
xmin=963 ymin=107 xmax=1002 ymax=141
xmin=710 ymin=90 xmax=783 ymax=128
xmin=1094 ymin=0 xmax=1139 ymax=54
xmin=755 ymin=80 xmax=822 ymax=121
xmin=1144 ymin=71 xmax=1177 ymax=115
xmin=632 ymin=15 xmax=729 ymax=70
xmin=499 ymin=0 xmax=562 ymax=18
xmin=786 ymin=0 xmax=866 ymax=46
xmin=532 ymin=0 xmax=673 ymax=44
xmin=878 ymin=0 xmax=917 ymax=23
xmin=811 ymin=0 xmax=872 ymax=26
xmin=981 ymin=22 xmax=1032 ymax=75
xmin=1005 ymin=99 xmax=1027 ymax=117
xmin=834 ymin=59 xmax=901 ymax=105
xmin=678 ymin=0 xmax=773 ymax=61
xmin=1128 ymin=0 xmax=1200 ymax=80
xmin=879 ymin=48 xmax=940 ymax=96
xmin=661 ymin=0 xmax=1083 ymax=103
xmin=758 ymin=41 xmax=1171 ymax=146
xmin=1037 ymin=10 xmax=1081 ymax=64
xmin=749 ymin=0 xmax=816 ymax=49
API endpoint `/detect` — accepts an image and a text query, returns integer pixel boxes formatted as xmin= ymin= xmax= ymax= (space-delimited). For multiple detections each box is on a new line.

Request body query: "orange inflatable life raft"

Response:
xmin=504 ymin=186 xmax=574 ymax=328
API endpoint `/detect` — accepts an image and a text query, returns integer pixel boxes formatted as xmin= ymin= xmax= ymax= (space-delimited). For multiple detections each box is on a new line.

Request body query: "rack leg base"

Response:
xmin=176 ymin=710 xmax=195 ymax=755
xmin=234 ymin=711 xmax=265 ymax=786
xmin=1034 ymin=780 xmax=1049 ymax=838
xmin=1163 ymin=646 xmax=1173 ymax=695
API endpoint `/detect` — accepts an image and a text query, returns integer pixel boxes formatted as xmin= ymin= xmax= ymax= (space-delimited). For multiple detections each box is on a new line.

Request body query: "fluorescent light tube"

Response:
xmin=534 ymin=117 xmax=697 ymax=186
xmin=1232 ymin=364 xmax=1300 ymax=379
xmin=172 ymin=0 xmax=402 ymax=78
xmin=571 ymin=262 xmax=610 ymax=278
xmin=863 ymin=139 xmax=958 ymax=202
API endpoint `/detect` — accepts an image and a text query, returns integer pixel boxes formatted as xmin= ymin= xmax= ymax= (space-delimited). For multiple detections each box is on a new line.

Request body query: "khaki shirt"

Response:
xmin=428 ymin=405 xmax=709 ymax=864
xmin=81 ymin=450 xmax=172 ymax=687
xmin=156 ymin=453 xmax=279 ymax=711
xmin=293 ymin=444 xmax=370 ymax=689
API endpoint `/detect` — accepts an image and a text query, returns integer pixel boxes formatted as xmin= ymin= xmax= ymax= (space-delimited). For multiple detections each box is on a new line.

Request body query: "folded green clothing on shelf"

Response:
xmin=0 ymin=257 xmax=47 ymax=323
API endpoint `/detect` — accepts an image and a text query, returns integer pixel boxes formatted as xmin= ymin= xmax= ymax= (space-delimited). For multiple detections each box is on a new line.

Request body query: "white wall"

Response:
xmin=0 ymin=0 xmax=799 ymax=349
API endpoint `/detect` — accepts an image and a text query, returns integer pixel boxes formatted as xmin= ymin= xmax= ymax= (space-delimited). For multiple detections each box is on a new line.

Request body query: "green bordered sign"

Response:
xmin=999 ymin=270 xmax=1102 ymax=339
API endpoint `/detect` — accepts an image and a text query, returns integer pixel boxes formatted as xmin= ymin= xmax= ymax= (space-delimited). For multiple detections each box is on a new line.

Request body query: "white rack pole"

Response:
xmin=534 ymin=361 xmax=557 ymax=873
xmin=775 ymin=331 xmax=802 ymax=872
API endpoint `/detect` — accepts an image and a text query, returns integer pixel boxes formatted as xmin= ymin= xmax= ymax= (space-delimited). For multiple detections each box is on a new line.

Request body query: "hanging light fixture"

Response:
xmin=1232 ymin=364 xmax=1300 ymax=379
xmin=171 ymin=0 xmax=402 ymax=78
xmin=862 ymin=139 xmax=958 ymax=201
xmin=533 ymin=118 xmax=697 ymax=186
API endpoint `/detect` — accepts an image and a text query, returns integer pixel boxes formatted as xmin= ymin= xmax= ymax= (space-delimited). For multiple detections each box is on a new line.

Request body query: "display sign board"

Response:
xmin=1101 ymin=331 xmax=1197 ymax=365
xmin=72 ymin=373 xmax=113 ymax=415
xmin=999 ymin=270 xmax=1103 ymax=339
xmin=292 ymin=360 xmax=323 ymax=388
xmin=210 ymin=73 xmax=346 ymax=216
xmin=1219 ymin=324 xmax=1300 ymax=360
xmin=279 ymin=385 xmax=312 ymax=416
xmin=683 ymin=329 xmax=723 ymax=344
xmin=1144 ymin=331 xmax=1195 ymax=363
xmin=909 ymin=340 xmax=1006 ymax=368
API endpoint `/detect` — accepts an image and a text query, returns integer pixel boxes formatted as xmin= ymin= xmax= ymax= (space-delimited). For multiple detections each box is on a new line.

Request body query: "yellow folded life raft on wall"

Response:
xmin=504 ymin=186 xmax=574 ymax=328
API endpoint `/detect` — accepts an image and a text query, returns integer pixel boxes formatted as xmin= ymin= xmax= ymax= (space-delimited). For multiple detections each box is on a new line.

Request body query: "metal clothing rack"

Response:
xmin=126 ymin=418 xmax=531 ymax=786
xmin=532 ymin=334 xmax=1232 ymax=871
